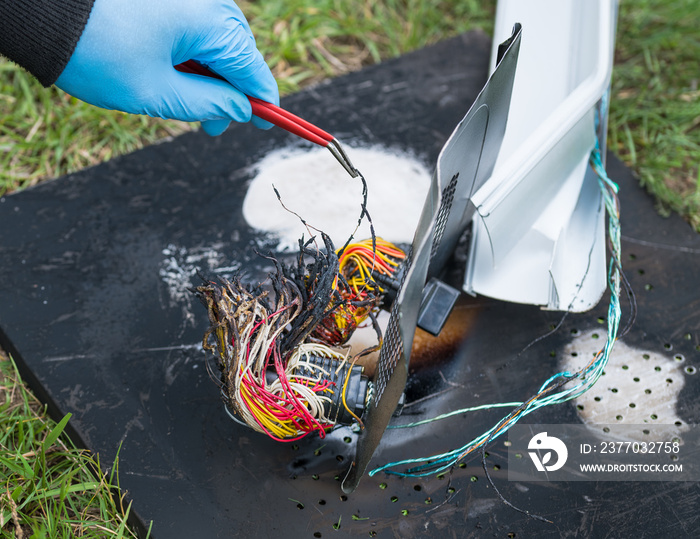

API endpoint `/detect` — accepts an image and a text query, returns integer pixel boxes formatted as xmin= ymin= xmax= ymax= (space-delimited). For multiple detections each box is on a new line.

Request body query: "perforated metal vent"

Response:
xmin=429 ymin=173 xmax=459 ymax=262
xmin=374 ymin=249 xmax=411 ymax=403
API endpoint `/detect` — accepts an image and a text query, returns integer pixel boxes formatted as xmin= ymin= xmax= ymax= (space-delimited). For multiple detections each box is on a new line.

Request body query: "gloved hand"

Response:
xmin=55 ymin=0 xmax=279 ymax=136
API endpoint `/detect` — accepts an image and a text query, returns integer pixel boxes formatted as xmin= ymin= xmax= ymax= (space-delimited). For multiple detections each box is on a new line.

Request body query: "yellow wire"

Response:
xmin=240 ymin=380 xmax=298 ymax=438
xmin=337 ymin=238 xmax=405 ymax=294
xmin=340 ymin=357 xmax=365 ymax=429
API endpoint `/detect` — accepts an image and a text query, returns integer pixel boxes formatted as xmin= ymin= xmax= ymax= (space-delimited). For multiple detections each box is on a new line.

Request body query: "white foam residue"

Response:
xmin=159 ymin=243 xmax=241 ymax=326
xmin=242 ymin=145 xmax=432 ymax=250
xmin=562 ymin=330 xmax=688 ymax=440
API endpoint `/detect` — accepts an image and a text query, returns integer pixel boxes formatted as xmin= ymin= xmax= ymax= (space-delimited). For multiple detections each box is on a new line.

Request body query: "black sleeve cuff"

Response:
xmin=0 ymin=0 xmax=96 ymax=87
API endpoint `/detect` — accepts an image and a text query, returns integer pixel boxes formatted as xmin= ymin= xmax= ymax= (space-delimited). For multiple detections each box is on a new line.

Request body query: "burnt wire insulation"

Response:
xmin=314 ymin=238 xmax=405 ymax=346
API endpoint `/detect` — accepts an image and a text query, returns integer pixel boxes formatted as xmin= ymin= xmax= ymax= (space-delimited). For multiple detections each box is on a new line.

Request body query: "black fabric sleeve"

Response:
xmin=0 ymin=0 xmax=96 ymax=87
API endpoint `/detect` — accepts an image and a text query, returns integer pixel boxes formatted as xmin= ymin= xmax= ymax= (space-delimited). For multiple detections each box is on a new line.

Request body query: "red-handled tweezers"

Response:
xmin=175 ymin=60 xmax=358 ymax=178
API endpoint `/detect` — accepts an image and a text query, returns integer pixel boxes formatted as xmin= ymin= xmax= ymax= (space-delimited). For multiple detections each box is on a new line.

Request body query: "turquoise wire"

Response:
xmin=387 ymin=402 xmax=523 ymax=429
xmin=369 ymin=141 xmax=622 ymax=478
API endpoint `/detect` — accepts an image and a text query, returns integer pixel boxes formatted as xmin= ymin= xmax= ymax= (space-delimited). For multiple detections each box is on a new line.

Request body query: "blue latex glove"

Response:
xmin=55 ymin=0 xmax=279 ymax=136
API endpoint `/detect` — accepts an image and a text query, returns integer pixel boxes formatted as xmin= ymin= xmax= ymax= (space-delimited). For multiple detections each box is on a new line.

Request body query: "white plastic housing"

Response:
xmin=464 ymin=0 xmax=618 ymax=312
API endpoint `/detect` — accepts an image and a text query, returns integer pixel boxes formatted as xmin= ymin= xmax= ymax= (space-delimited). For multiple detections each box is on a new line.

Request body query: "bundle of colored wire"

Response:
xmin=369 ymin=142 xmax=625 ymax=478
xmin=195 ymin=233 xmax=387 ymax=440
xmin=312 ymin=238 xmax=405 ymax=346
xmin=234 ymin=340 xmax=350 ymax=441
xmin=338 ymin=238 xmax=405 ymax=295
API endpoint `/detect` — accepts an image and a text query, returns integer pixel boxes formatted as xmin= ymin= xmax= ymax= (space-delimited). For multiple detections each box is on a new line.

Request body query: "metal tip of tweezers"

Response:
xmin=327 ymin=139 xmax=359 ymax=178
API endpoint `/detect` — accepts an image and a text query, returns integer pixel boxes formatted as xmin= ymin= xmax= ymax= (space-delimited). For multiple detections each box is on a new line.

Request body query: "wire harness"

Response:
xmin=194 ymin=233 xmax=405 ymax=441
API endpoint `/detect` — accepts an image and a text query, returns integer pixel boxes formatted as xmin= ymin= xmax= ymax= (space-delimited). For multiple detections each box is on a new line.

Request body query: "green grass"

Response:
xmin=609 ymin=0 xmax=700 ymax=229
xmin=240 ymin=0 xmax=494 ymax=92
xmin=0 ymin=64 xmax=190 ymax=195
xmin=0 ymin=350 xmax=148 ymax=538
